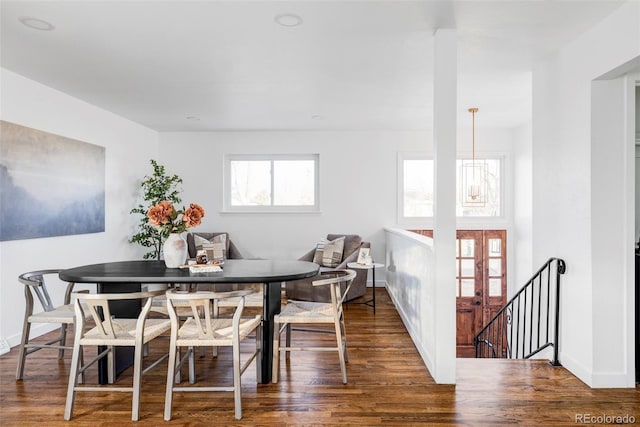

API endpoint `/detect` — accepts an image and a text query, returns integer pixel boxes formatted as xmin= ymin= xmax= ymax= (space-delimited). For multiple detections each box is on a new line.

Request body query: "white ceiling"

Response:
xmin=0 ymin=1 xmax=626 ymax=131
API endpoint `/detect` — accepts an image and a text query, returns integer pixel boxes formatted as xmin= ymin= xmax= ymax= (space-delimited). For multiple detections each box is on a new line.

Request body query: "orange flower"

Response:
xmin=147 ymin=201 xmax=205 ymax=235
xmin=147 ymin=201 xmax=174 ymax=226
xmin=182 ymin=203 xmax=204 ymax=228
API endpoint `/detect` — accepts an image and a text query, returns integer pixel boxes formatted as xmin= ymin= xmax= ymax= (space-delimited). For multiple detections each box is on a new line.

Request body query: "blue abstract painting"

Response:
xmin=0 ymin=121 xmax=105 ymax=241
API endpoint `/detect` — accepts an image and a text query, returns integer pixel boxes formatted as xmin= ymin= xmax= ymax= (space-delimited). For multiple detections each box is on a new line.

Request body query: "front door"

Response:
xmin=455 ymin=231 xmax=485 ymax=357
xmin=410 ymin=229 xmax=507 ymax=357
xmin=455 ymin=230 xmax=507 ymax=357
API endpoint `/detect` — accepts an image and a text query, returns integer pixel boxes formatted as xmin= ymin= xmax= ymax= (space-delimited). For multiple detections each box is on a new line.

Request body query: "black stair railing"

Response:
xmin=474 ymin=257 xmax=566 ymax=365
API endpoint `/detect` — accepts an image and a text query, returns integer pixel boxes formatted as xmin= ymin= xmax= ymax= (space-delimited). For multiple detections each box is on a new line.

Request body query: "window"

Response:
xmin=224 ymin=154 xmax=319 ymax=212
xmin=456 ymin=158 xmax=501 ymax=217
xmin=399 ymin=154 xmax=503 ymax=221
xmin=403 ymin=159 xmax=434 ymax=217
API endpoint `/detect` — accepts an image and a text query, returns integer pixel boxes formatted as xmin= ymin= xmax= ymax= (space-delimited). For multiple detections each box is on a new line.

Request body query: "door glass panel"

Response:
xmin=488 ymin=238 xmax=501 ymax=256
xmin=461 ymin=279 xmax=475 ymax=297
xmin=489 ymin=278 xmax=502 ymax=296
xmin=488 ymin=258 xmax=501 ymax=276
xmin=460 ymin=239 xmax=474 ymax=257
xmin=461 ymin=259 xmax=475 ymax=277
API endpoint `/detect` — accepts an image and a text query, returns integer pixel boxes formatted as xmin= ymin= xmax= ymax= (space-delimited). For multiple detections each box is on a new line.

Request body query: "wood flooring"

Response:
xmin=1 ymin=288 xmax=638 ymax=426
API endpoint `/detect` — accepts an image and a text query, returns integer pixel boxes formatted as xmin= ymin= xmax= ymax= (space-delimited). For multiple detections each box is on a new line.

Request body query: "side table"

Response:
xmin=347 ymin=262 xmax=384 ymax=314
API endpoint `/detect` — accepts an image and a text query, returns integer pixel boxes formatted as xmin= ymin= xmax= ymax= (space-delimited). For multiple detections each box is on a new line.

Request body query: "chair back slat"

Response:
xmin=33 ymin=274 xmax=55 ymax=311
xmin=165 ymin=289 xmax=249 ymax=339
xmin=72 ymin=290 xmax=166 ymax=339
xmin=85 ymin=298 xmax=115 ymax=339
xmin=19 ymin=270 xmax=65 ymax=312
xmin=311 ymin=269 xmax=356 ymax=306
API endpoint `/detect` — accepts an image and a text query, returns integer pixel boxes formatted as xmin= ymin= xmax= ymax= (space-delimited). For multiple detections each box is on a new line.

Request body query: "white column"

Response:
xmin=432 ymin=28 xmax=457 ymax=384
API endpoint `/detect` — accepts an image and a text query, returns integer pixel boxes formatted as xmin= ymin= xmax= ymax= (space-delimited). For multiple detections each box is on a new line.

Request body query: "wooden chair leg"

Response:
xmin=255 ymin=324 xmax=263 ymax=382
xmin=72 ymin=348 xmax=85 ymax=385
xmin=64 ymin=343 xmax=82 ymax=420
xmin=107 ymin=346 xmax=115 ymax=384
xmin=285 ymin=323 xmax=292 ymax=360
xmin=15 ymin=320 xmax=31 ymax=380
xmin=131 ymin=341 xmax=145 ymax=421
xmin=174 ymin=347 xmax=184 ymax=384
xmin=58 ymin=324 xmax=68 ymax=359
xmin=272 ymin=320 xmax=280 ymax=383
xmin=340 ymin=316 xmax=349 ymax=363
xmin=334 ymin=318 xmax=347 ymax=384
xmin=188 ymin=347 xmax=196 ymax=384
xmin=211 ymin=301 xmax=219 ymax=357
xmin=164 ymin=343 xmax=178 ymax=421
xmin=233 ymin=340 xmax=242 ymax=419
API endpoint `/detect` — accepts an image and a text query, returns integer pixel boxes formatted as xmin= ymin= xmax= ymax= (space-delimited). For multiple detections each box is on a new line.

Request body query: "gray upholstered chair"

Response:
xmin=186 ymin=232 xmax=244 ymax=261
xmin=285 ymin=234 xmax=370 ymax=302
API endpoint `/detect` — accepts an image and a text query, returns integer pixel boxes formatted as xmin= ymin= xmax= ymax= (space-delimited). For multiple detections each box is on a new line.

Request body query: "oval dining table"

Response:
xmin=60 ymin=259 xmax=319 ymax=384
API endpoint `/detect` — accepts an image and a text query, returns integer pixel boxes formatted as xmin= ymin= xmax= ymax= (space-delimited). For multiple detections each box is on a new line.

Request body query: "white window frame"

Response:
xmin=223 ymin=153 xmax=320 ymax=213
xmin=397 ymin=152 xmax=508 ymax=227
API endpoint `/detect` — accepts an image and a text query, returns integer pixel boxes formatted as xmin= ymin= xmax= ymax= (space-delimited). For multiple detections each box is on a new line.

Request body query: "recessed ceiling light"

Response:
xmin=18 ymin=16 xmax=55 ymax=31
xmin=186 ymin=116 xmax=200 ymax=121
xmin=311 ymin=115 xmax=323 ymax=120
xmin=274 ymin=13 xmax=303 ymax=27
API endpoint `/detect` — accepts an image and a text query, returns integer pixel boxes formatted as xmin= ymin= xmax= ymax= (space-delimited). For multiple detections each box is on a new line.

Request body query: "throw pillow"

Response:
xmin=321 ymin=236 xmax=345 ymax=268
xmin=312 ymin=239 xmax=327 ymax=264
xmin=194 ymin=234 xmax=227 ymax=261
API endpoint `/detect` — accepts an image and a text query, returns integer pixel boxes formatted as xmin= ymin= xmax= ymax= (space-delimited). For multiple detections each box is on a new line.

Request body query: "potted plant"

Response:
xmin=129 ymin=160 xmax=183 ymax=260
xmin=146 ymin=200 xmax=204 ymax=267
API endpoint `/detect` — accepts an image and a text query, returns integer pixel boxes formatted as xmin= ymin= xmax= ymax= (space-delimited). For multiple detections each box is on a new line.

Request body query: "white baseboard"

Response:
xmin=0 ymin=339 xmax=10 ymax=356
xmin=2 ymin=323 xmax=59 ymax=352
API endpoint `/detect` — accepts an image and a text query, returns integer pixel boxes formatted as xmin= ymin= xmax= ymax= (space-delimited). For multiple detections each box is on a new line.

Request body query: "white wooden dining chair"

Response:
xmin=212 ymin=283 xmax=264 ymax=316
xmin=210 ymin=283 xmax=263 ymax=357
xmin=163 ymin=289 xmax=262 ymax=420
xmin=16 ymin=269 xmax=89 ymax=381
xmin=272 ymin=269 xmax=356 ymax=384
xmin=64 ymin=289 xmax=171 ymax=421
xmin=150 ymin=283 xmax=263 ymax=359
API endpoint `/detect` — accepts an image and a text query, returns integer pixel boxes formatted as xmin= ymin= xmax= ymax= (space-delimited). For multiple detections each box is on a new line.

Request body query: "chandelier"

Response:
xmin=462 ymin=107 xmax=487 ymax=207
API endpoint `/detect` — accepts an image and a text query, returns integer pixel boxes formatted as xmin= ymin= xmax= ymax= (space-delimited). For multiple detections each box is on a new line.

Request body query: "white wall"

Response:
xmin=159 ymin=130 xmax=425 ymax=264
xmin=159 ymin=128 xmax=520 ymax=275
xmin=532 ymin=1 xmax=640 ymax=387
xmin=513 ymin=122 xmax=533 ymax=290
xmin=0 ymin=69 xmax=158 ymax=349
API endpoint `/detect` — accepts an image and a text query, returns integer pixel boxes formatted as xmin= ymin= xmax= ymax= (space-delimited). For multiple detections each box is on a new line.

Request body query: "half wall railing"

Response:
xmin=474 ymin=257 xmax=566 ymax=365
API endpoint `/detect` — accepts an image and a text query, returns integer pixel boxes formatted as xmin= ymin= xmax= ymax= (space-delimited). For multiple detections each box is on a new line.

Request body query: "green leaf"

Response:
xmin=129 ymin=159 xmax=184 ymax=260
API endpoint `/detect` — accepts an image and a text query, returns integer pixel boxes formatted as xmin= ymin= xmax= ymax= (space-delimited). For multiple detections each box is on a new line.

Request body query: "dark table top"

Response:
xmin=59 ymin=259 xmax=319 ymax=284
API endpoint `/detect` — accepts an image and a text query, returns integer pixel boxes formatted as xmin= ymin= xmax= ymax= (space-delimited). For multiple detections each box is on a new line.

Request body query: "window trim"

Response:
xmin=223 ymin=153 xmax=320 ymax=213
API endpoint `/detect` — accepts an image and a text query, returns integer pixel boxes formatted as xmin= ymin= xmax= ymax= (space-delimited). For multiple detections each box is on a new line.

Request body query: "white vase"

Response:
xmin=163 ymin=233 xmax=187 ymax=268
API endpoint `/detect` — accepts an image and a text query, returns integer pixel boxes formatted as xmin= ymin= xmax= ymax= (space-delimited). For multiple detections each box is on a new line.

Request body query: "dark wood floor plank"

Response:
xmin=1 ymin=288 xmax=638 ymax=425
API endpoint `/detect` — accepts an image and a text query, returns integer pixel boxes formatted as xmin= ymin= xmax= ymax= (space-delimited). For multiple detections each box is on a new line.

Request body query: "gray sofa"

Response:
xmin=285 ymin=234 xmax=370 ymax=302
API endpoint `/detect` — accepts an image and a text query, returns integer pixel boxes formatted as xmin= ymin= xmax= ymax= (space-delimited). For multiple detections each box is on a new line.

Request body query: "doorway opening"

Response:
xmin=411 ymin=229 xmax=507 ymax=357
